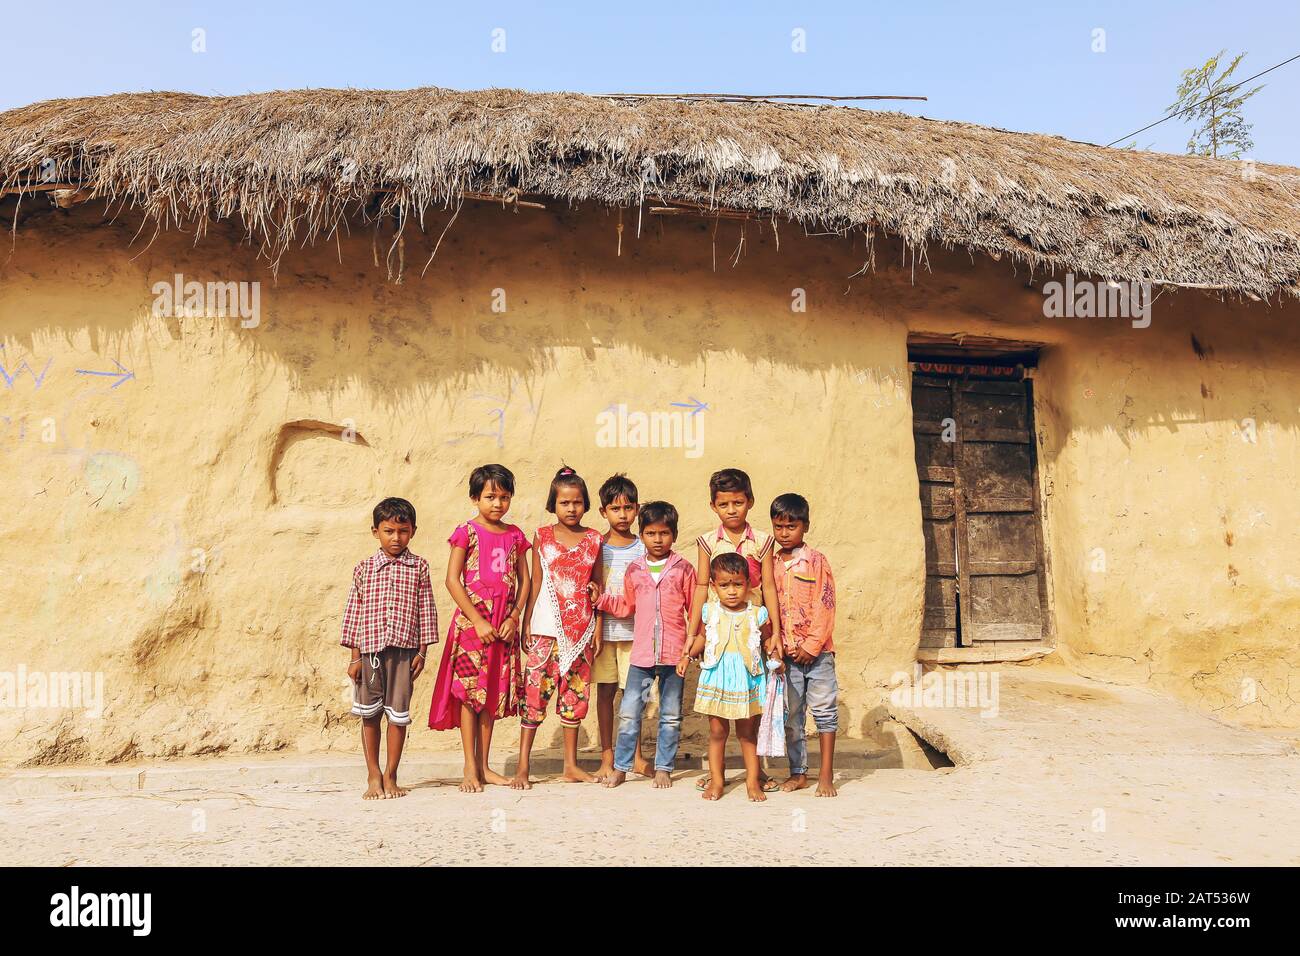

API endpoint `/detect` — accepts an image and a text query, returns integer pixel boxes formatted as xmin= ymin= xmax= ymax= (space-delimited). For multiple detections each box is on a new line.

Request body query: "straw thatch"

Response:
xmin=2 ymin=86 xmax=1299 ymax=296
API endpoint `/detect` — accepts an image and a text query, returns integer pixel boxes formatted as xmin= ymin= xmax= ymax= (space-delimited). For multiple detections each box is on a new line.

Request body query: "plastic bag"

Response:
xmin=757 ymin=661 xmax=786 ymax=757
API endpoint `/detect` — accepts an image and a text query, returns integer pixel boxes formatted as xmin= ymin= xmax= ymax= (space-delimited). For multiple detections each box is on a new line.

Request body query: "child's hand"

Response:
xmin=675 ymin=656 xmax=690 ymax=678
xmin=790 ymin=646 xmax=816 ymax=666
xmin=766 ymin=640 xmax=789 ymax=675
xmin=411 ymin=652 xmax=426 ymax=681
xmin=586 ymin=581 xmax=601 ymax=604
xmin=347 ymin=658 xmax=362 ymax=682
xmin=499 ymin=615 xmax=519 ymax=642
xmin=593 ymin=634 xmax=603 ymax=659
xmin=474 ymin=619 xmax=498 ymax=644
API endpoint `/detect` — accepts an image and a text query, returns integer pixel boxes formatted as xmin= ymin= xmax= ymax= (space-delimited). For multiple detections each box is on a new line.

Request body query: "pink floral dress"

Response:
xmin=428 ymin=520 xmax=529 ymax=730
xmin=521 ymin=524 xmax=601 ymax=728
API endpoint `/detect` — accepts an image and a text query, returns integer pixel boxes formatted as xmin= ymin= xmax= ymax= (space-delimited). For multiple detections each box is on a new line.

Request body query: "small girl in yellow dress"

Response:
xmin=681 ymin=552 xmax=779 ymax=802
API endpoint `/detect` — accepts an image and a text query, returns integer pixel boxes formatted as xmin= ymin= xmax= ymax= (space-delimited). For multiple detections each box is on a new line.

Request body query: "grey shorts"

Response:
xmin=351 ymin=647 xmax=417 ymax=725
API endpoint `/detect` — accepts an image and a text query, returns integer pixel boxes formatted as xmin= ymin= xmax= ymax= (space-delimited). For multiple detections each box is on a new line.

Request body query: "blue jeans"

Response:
xmin=615 ymin=664 xmax=685 ymax=773
xmin=784 ymin=651 xmax=839 ymax=775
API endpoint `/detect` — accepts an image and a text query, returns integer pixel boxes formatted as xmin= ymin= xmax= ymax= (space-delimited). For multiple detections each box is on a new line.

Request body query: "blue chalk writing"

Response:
xmin=0 ymin=356 xmax=53 ymax=389
xmin=669 ymin=396 xmax=709 ymax=417
xmin=74 ymin=359 xmax=135 ymax=388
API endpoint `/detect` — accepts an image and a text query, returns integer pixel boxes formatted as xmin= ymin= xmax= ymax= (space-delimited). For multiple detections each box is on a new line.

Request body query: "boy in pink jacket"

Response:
xmin=770 ymin=493 xmax=839 ymax=797
xmin=587 ymin=501 xmax=697 ymax=788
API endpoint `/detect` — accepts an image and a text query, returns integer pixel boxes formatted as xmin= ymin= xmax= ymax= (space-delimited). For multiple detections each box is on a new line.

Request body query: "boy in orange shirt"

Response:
xmin=770 ymin=493 xmax=838 ymax=797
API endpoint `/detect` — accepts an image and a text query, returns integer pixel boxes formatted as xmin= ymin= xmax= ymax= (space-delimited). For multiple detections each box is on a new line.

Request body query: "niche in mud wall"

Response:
xmin=269 ymin=419 xmax=374 ymax=507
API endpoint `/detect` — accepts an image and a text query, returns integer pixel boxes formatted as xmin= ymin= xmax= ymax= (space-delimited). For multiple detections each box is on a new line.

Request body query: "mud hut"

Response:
xmin=2 ymin=87 xmax=1298 ymax=765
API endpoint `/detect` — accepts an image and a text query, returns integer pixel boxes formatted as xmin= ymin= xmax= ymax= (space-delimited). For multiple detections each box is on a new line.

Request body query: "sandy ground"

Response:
xmin=4 ymin=666 xmax=1299 ymax=865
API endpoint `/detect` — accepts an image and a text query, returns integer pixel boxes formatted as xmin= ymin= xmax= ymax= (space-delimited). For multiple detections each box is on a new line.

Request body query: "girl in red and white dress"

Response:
xmin=512 ymin=466 xmax=603 ymax=788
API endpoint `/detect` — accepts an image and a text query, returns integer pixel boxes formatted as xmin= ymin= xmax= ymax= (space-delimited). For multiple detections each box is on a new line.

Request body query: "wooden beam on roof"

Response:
xmin=649 ymin=206 xmax=757 ymax=221
xmin=649 ymin=200 xmax=772 ymax=221
xmin=0 ymin=182 xmax=79 ymax=196
xmin=51 ymin=188 xmax=94 ymax=208
xmin=908 ymin=332 xmax=1046 ymax=351
xmin=369 ymin=187 xmax=547 ymax=210
xmin=1150 ymin=279 xmax=1235 ymax=290
xmin=459 ymin=190 xmax=546 ymax=210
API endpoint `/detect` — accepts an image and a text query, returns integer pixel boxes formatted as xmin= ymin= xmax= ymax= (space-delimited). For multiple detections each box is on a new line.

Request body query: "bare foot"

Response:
xmin=633 ymin=756 xmax=655 ymax=778
xmin=481 ymin=768 xmax=511 ymax=786
xmin=653 ymin=770 xmax=672 ymax=789
xmin=781 ymin=774 xmax=812 ymax=792
xmin=510 ymin=773 xmax=533 ymax=790
xmin=593 ymin=760 xmax=616 ymax=783
xmin=815 ymin=775 xmax=838 ymax=797
xmin=603 ymin=770 xmax=627 ymax=789
xmin=459 ymin=773 xmax=484 ymax=793
xmin=363 ymin=774 xmax=384 ymax=800
xmin=701 ymin=775 xmax=725 ymax=801
xmin=382 ymin=775 xmax=408 ymax=798
xmin=560 ymin=765 xmax=597 ymax=783
xmin=746 ymin=778 xmax=768 ymax=802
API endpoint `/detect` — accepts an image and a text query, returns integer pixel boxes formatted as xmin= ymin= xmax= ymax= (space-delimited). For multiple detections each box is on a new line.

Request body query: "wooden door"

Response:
xmin=912 ymin=372 xmax=1047 ymax=647
xmin=912 ymin=377 xmax=960 ymax=648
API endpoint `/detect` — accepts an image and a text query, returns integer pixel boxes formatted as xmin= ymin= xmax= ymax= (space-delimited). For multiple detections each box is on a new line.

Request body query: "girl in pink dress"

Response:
xmin=512 ymin=466 xmax=603 ymax=789
xmin=429 ymin=464 xmax=531 ymax=793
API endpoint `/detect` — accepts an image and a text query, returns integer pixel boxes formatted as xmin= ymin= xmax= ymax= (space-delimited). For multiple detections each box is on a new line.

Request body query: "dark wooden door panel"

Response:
xmin=913 ymin=432 xmax=954 ymax=472
xmin=960 ymin=386 xmax=1030 ymax=440
xmin=913 ymin=378 xmax=954 ymax=419
xmin=921 ymin=513 xmax=957 ymax=576
xmin=920 ymin=575 xmax=959 ymax=648
xmin=918 ymin=481 xmax=954 ymax=519
xmin=961 ymin=442 xmax=1034 ymax=506
xmin=966 ymin=513 xmax=1038 ymax=564
xmin=968 ymin=572 xmax=1044 ymax=642
xmin=914 ymin=378 xmax=960 ymax=648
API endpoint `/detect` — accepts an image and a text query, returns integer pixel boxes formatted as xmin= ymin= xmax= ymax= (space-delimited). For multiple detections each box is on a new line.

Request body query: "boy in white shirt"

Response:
xmin=591 ymin=474 xmax=650 ymax=781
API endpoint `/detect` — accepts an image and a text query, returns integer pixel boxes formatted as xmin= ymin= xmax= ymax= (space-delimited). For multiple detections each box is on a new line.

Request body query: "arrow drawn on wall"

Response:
xmin=75 ymin=359 xmax=135 ymax=388
xmin=669 ymin=396 xmax=709 ymax=417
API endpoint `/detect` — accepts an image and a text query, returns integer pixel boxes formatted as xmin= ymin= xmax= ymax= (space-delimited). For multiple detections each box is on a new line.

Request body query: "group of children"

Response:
xmin=339 ymin=464 xmax=839 ymax=802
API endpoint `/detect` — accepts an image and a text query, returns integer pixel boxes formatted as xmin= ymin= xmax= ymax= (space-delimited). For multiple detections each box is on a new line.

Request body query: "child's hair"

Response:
xmin=469 ymin=463 xmax=515 ymax=498
xmin=599 ymin=473 xmax=639 ymax=508
xmin=710 ymin=552 xmax=749 ymax=581
xmin=770 ymin=493 xmax=810 ymax=525
xmin=709 ymin=468 xmax=754 ymax=502
xmin=373 ymin=497 xmax=417 ymax=528
xmin=546 ymin=465 xmax=590 ymax=512
xmin=637 ymin=501 xmax=678 ymax=537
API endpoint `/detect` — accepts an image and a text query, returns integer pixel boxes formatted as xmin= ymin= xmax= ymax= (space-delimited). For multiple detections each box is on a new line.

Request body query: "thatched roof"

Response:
xmin=2 ymin=86 xmax=1299 ymax=296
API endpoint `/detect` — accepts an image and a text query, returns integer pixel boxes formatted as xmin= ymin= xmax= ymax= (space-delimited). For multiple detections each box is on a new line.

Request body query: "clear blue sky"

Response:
xmin=4 ymin=1 xmax=1298 ymax=164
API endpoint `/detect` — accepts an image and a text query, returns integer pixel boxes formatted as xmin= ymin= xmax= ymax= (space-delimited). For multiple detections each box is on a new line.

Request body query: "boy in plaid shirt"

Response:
xmin=341 ymin=497 xmax=437 ymax=799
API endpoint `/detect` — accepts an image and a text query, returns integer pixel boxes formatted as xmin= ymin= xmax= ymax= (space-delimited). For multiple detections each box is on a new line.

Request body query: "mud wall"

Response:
xmin=1 ymin=198 xmax=1296 ymax=765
